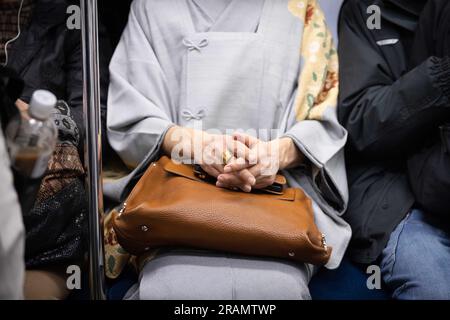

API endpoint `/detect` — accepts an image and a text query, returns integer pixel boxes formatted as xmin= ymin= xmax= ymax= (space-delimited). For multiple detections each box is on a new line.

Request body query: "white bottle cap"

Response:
xmin=29 ymin=90 xmax=57 ymax=120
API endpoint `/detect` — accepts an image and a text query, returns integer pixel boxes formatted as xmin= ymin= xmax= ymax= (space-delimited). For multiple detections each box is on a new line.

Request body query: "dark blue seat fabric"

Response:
xmin=107 ymin=266 xmax=138 ymax=300
xmin=309 ymin=257 xmax=390 ymax=300
xmin=67 ymin=265 xmax=137 ymax=300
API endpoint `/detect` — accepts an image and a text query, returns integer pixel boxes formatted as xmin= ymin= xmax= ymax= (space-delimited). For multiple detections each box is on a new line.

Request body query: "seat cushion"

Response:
xmin=107 ymin=266 xmax=138 ymax=300
xmin=309 ymin=256 xmax=390 ymax=300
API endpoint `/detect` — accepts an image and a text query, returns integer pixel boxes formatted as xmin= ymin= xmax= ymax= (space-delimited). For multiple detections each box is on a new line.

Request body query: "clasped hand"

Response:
xmin=163 ymin=127 xmax=304 ymax=193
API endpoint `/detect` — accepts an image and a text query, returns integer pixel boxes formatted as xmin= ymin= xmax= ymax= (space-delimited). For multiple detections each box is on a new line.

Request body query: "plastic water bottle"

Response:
xmin=6 ymin=90 xmax=58 ymax=214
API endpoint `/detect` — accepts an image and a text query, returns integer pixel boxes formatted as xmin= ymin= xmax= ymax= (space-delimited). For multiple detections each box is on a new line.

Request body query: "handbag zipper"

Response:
xmin=117 ymin=162 xmax=158 ymax=218
xmin=118 ymin=202 xmax=127 ymax=217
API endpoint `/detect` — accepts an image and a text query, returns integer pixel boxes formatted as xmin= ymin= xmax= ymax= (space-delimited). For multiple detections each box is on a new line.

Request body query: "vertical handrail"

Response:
xmin=80 ymin=0 xmax=106 ymax=300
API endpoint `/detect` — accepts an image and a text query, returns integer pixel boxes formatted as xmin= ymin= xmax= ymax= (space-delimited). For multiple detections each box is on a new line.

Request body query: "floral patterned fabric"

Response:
xmin=104 ymin=210 xmax=131 ymax=279
xmin=288 ymin=0 xmax=339 ymax=121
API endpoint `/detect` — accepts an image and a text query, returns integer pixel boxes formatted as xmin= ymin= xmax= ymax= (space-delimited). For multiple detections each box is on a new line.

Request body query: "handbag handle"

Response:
xmin=193 ymin=164 xmax=285 ymax=195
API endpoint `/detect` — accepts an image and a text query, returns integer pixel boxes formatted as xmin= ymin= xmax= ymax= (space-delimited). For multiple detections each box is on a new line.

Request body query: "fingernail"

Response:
xmin=248 ymin=177 xmax=256 ymax=185
xmin=224 ymin=166 xmax=232 ymax=173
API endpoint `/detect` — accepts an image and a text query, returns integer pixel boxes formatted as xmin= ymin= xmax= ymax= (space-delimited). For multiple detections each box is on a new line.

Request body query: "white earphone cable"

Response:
xmin=2 ymin=0 xmax=25 ymax=67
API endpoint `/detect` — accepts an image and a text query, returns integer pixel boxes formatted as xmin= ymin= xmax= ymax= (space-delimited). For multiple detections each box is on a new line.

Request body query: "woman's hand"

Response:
xmin=162 ymin=127 xmax=254 ymax=190
xmin=218 ymin=133 xmax=304 ymax=190
xmin=219 ymin=133 xmax=279 ymax=190
xmin=16 ymin=99 xmax=30 ymax=119
xmin=216 ymin=157 xmax=256 ymax=192
xmin=16 ymin=99 xmax=29 ymax=112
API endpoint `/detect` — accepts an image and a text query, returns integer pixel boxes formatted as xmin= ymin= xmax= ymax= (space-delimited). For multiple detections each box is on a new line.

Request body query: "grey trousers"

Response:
xmin=125 ymin=249 xmax=314 ymax=300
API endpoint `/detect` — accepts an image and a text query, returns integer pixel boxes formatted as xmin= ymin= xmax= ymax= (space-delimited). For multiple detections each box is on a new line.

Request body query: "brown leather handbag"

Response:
xmin=112 ymin=156 xmax=332 ymax=266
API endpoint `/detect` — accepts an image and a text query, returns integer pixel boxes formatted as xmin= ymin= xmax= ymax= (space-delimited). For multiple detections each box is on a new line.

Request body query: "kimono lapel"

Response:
xmin=191 ymin=0 xmax=233 ymax=25
xmin=175 ymin=0 xmax=197 ymax=34
xmin=179 ymin=0 xmax=267 ymax=33
xmin=210 ymin=0 xmax=266 ymax=32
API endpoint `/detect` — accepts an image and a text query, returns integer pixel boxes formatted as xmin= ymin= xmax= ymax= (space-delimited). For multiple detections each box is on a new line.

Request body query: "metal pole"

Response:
xmin=80 ymin=0 xmax=106 ymax=300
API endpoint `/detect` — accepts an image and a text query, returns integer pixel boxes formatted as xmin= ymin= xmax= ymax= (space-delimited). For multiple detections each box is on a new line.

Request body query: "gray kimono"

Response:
xmin=106 ymin=0 xmax=351 ymax=299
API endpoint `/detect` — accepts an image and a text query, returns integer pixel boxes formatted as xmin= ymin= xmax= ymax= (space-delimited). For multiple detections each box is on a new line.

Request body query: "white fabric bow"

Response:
xmin=182 ymin=38 xmax=209 ymax=52
xmin=181 ymin=109 xmax=206 ymax=121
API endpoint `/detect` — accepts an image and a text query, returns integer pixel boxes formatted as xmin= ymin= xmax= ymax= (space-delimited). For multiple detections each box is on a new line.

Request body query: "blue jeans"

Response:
xmin=381 ymin=209 xmax=450 ymax=300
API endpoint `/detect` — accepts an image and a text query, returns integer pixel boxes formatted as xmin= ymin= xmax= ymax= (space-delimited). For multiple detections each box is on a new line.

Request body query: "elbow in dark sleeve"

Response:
xmin=338 ymin=1 xmax=450 ymax=158
xmin=339 ymin=56 xmax=450 ymax=159
xmin=408 ymin=125 xmax=450 ymax=219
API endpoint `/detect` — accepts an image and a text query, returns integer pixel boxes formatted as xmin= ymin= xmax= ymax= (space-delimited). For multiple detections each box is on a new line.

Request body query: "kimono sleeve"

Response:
xmin=107 ymin=2 xmax=174 ymax=168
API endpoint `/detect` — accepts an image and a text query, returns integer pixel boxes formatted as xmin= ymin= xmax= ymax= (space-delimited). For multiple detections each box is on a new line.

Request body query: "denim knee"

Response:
xmin=381 ymin=209 xmax=450 ymax=300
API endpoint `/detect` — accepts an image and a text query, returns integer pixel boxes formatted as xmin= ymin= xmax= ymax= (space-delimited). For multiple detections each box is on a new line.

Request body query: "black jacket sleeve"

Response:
xmin=338 ymin=1 xmax=450 ymax=160
xmin=408 ymin=125 xmax=450 ymax=219
xmin=64 ymin=25 xmax=111 ymax=154
xmin=64 ymin=29 xmax=84 ymax=137
xmin=0 ymin=67 xmax=22 ymax=131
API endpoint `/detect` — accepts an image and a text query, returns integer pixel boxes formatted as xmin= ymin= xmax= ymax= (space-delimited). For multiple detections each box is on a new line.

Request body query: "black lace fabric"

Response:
xmin=24 ymin=100 xmax=87 ymax=269
xmin=24 ymin=179 xmax=87 ymax=268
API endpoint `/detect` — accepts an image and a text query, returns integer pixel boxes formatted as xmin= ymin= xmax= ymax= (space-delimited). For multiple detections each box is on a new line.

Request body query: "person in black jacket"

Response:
xmin=339 ymin=0 xmax=450 ymax=299
xmin=2 ymin=0 xmax=110 ymax=152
